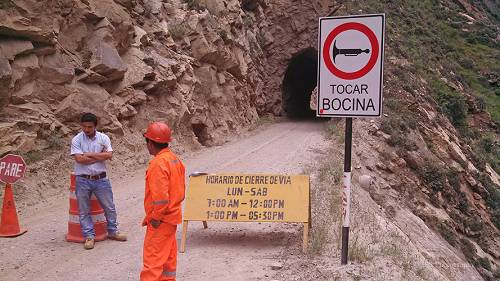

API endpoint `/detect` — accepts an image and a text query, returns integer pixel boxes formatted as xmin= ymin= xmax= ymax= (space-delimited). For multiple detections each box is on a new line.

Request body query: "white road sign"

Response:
xmin=317 ymin=14 xmax=385 ymax=117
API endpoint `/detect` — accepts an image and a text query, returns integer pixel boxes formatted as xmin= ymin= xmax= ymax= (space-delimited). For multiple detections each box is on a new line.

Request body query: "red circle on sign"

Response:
xmin=0 ymin=154 xmax=27 ymax=184
xmin=323 ymin=22 xmax=379 ymax=80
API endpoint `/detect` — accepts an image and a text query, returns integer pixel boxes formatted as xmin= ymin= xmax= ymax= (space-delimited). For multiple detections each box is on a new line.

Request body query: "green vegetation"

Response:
xmin=493 ymin=209 xmax=500 ymax=230
xmin=248 ymin=115 xmax=274 ymax=131
xmin=0 ymin=0 xmax=15 ymax=9
xmin=417 ymin=159 xmax=447 ymax=192
xmin=218 ymin=30 xmax=228 ymax=42
xmin=256 ymin=30 xmax=266 ymax=48
xmin=460 ymin=236 xmax=495 ymax=275
xmin=184 ymin=0 xmax=205 ymax=11
xmin=317 ymin=154 xmax=342 ymax=184
xmin=169 ymin=24 xmax=188 ymax=40
xmin=381 ymin=99 xmax=417 ymax=133
xmin=46 ymin=131 xmax=64 ymax=150
xmin=460 ymin=238 xmax=476 ymax=262
xmin=349 ymin=235 xmax=372 ymax=262
xmin=325 ymin=122 xmax=345 ymax=144
xmin=465 ymin=217 xmax=483 ymax=232
xmin=303 ymin=135 xmax=346 ymax=255
xmin=457 ymin=193 xmax=470 ymax=213
xmin=23 ymin=150 xmax=43 ymax=164
xmin=438 ymin=223 xmax=458 ymax=246
xmin=19 ymin=131 xmax=65 ymax=164
xmin=345 ymin=0 xmax=499 ymax=126
xmin=476 ymin=257 xmax=492 ymax=271
xmin=380 ymin=98 xmax=418 ymax=150
xmin=242 ymin=14 xmax=253 ymax=27
xmin=430 ymin=78 xmax=468 ymax=128
xmin=256 ymin=115 xmax=273 ymax=125
xmin=446 ymin=169 xmax=460 ymax=191
xmin=477 ymin=173 xmax=500 ymax=229
xmin=472 ymin=134 xmax=499 ymax=173
xmin=310 ymin=225 xmax=329 ymax=255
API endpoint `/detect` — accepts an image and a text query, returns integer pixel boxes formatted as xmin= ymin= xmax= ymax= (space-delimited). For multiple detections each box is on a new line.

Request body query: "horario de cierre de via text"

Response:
xmin=205 ymin=175 xmax=292 ymax=185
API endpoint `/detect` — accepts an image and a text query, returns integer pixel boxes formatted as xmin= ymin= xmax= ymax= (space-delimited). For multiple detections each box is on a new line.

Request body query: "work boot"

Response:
xmin=84 ymin=238 xmax=95 ymax=250
xmin=108 ymin=232 xmax=127 ymax=241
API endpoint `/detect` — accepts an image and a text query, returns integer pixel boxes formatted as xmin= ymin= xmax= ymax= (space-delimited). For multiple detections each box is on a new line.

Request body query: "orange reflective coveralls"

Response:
xmin=140 ymin=148 xmax=185 ymax=281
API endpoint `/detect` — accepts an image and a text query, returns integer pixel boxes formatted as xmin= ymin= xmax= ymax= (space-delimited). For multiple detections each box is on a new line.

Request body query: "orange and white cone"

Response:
xmin=0 ymin=183 xmax=27 ymax=237
xmin=66 ymin=173 xmax=107 ymax=242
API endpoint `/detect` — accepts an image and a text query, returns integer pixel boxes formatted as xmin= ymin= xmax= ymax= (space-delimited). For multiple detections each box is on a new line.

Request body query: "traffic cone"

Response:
xmin=0 ymin=183 xmax=27 ymax=237
xmin=66 ymin=173 xmax=107 ymax=242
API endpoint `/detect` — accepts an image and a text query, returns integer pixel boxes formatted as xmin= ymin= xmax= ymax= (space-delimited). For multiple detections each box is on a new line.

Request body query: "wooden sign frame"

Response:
xmin=180 ymin=174 xmax=312 ymax=253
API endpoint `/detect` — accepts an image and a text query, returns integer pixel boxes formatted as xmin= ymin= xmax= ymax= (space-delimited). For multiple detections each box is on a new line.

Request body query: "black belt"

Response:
xmin=78 ymin=172 xmax=107 ymax=180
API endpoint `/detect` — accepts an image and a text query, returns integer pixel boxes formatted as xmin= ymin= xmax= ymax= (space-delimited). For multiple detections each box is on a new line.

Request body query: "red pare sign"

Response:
xmin=0 ymin=154 xmax=27 ymax=184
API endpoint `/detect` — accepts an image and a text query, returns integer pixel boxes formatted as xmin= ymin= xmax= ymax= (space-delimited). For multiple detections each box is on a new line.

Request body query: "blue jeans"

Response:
xmin=75 ymin=176 xmax=119 ymax=238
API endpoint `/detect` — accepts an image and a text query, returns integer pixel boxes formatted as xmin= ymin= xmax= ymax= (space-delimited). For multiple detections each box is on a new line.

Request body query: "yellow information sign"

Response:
xmin=181 ymin=174 xmax=311 ymax=252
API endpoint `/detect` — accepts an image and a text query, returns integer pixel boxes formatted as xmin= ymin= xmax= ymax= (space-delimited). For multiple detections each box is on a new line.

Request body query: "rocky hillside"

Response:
xmin=0 ymin=0 xmax=499 ymax=279
xmin=0 ymin=0 xmax=338 ymax=153
xmin=336 ymin=0 xmax=500 ymax=279
xmin=0 ymin=0 xmax=337 ymax=203
xmin=1 ymin=0 xmax=265 ymax=153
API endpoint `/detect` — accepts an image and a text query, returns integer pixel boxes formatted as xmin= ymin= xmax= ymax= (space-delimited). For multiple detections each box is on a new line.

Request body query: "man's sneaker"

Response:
xmin=84 ymin=238 xmax=95 ymax=250
xmin=108 ymin=232 xmax=127 ymax=241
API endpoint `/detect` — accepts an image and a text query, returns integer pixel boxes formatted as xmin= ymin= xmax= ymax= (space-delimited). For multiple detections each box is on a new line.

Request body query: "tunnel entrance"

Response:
xmin=282 ymin=48 xmax=318 ymax=119
xmin=192 ymin=123 xmax=210 ymax=146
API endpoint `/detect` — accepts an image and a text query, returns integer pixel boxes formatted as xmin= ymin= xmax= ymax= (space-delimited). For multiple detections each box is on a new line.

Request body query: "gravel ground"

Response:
xmin=0 ymin=120 xmax=330 ymax=281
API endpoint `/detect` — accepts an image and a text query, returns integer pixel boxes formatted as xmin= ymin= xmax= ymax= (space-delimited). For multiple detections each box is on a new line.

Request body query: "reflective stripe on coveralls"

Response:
xmin=140 ymin=223 xmax=178 ymax=281
xmin=162 ymin=270 xmax=176 ymax=277
xmin=152 ymin=200 xmax=169 ymax=205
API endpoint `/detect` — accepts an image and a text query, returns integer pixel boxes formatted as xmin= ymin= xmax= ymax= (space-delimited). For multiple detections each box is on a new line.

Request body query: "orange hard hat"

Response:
xmin=143 ymin=122 xmax=172 ymax=143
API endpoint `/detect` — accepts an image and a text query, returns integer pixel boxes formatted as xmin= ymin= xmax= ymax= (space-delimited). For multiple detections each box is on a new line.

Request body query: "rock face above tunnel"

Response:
xmin=0 ymin=0 xmax=337 ymax=153
xmin=0 ymin=0 xmax=300 ymax=152
xmin=260 ymin=1 xmax=335 ymax=117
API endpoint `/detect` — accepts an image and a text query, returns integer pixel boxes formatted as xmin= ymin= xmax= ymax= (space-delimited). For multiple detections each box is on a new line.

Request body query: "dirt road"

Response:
xmin=0 ymin=120 xmax=329 ymax=281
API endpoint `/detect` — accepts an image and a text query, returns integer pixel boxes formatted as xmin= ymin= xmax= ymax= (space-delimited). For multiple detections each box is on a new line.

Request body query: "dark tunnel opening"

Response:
xmin=282 ymin=48 xmax=318 ymax=119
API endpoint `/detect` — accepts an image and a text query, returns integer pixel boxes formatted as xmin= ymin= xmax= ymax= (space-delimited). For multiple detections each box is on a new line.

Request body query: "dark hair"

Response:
xmin=146 ymin=138 xmax=169 ymax=150
xmin=81 ymin=113 xmax=98 ymax=125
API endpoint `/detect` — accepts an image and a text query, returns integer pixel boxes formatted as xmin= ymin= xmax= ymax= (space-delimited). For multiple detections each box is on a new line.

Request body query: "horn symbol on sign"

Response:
xmin=332 ymin=40 xmax=370 ymax=63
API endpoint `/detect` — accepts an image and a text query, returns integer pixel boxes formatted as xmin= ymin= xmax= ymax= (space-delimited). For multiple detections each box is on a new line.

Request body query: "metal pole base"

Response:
xmin=341 ymin=226 xmax=349 ymax=264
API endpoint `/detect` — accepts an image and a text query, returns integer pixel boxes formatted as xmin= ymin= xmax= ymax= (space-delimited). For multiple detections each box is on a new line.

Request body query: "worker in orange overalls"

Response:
xmin=141 ymin=122 xmax=186 ymax=281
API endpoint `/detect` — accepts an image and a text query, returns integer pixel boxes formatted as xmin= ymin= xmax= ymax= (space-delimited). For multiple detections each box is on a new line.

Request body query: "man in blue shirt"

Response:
xmin=70 ymin=113 xmax=127 ymax=250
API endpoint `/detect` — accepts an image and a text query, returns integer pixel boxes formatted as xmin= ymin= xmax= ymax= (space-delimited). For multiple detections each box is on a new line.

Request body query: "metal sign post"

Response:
xmin=341 ymin=118 xmax=352 ymax=265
